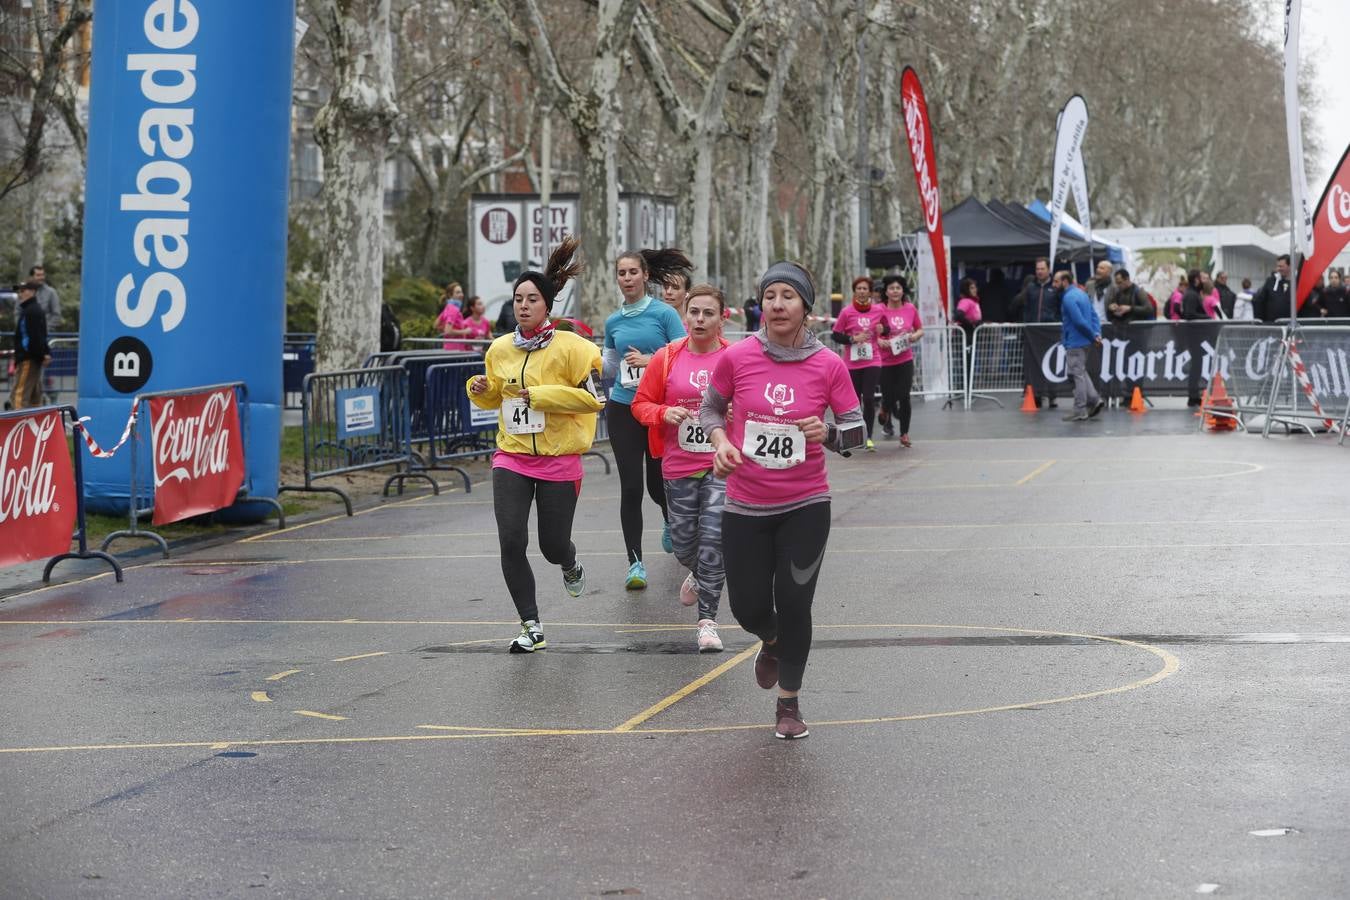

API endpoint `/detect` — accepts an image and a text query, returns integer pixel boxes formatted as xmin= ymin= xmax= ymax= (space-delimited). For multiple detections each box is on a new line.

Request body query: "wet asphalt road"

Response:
xmin=0 ymin=404 xmax=1347 ymax=898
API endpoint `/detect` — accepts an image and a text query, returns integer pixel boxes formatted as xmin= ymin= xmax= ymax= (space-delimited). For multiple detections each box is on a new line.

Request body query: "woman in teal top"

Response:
xmin=603 ymin=247 xmax=690 ymax=590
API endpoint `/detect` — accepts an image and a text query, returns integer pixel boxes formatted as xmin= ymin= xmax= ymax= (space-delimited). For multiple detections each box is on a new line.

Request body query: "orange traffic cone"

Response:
xmin=1206 ymin=375 xmax=1237 ymax=431
xmin=1128 ymin=387 xmax=1146 ymax=413
xmin=1020 ymin=385 xmax=1038 ymax=413
xmin=1193 ymin=387 xmax=1210 ymax=417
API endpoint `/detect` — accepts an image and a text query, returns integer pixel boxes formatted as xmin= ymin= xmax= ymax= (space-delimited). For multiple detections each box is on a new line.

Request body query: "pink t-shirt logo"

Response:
xmin=689 ymin=368 xmax=711 ymax=392
xmin=764 ymin=382 xmax=797 ymax=415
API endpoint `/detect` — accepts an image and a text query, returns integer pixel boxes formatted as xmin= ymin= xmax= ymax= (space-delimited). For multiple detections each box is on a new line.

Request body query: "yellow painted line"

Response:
xmin=250 ymin=691 xmax=272 ymax=703
xmin=294 ymin=710 xmax=347 ymax=721
xmin=613 ymin=643 xmax=760 ymax=733
xmin=1016 ymin=460 xmax=1056 ymax=485
xmin=416 ymin=724 xmax=558 ymax=734
xmin=330 ymin=651 xmax=388 ymax=663
xmin=266 ymin=669 xmax=302 ymax=682
xmin=0 ymin=626 xmax=1181 ymax=755
xmin=0 ymin=569 xmax=116 ymax=602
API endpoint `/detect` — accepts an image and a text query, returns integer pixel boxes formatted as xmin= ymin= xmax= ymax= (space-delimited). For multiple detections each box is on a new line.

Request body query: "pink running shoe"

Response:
xmin=679 ymin=573 xmax=698 ymax=607
xmin=696 ymin=619 xmax=723 ymax=653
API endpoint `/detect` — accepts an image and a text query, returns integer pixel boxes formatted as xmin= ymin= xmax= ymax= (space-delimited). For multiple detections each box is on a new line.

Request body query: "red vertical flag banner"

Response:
xmin=0 ymin=410 xmax=78 ymax=566
xmin=900 ymin=66 xmax=950 ymax=316
xmin=149 ymin=388 xmax=246 ymax=526
xmin=1296 ymin=143 xmax=1350 ymax=310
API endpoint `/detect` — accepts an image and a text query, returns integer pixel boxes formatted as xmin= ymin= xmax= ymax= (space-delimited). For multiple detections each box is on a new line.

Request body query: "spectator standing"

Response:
xmin=1215 ymin=271 xmax=1237 ymax=318
xmin=1084 ymin=260 xmax=1114 ymax=322
xmin=1013 ymin=258 xmax=1060 ymax=409
xmin=1252 ymin=254 xmax=1292 ymax=323
xmin=11 ymin=282 xmax=50 ymax=410
xmin=1198 ymin=272 xmax=1223 ymax=319
xmin=1233 ymin=278 xmax=1256 ymax=320
xmin=954 ymin=277 xmax=983 ymax=342
xmin=1105 ymin=269 xmax=1153 ymax=325
xmin=1318 ymin=270 xmax=1348 ymax=318
xmin=1013 ymin=258 xmax=1060 ymax=323
xmin=447 ymin=295 xmax=492 ymax=352
xmin=1105 ymin=268 xmax=1153 ymax=404
xmin=1179 ymin=270 xmax=1207 ymax=407
xmin=28 ymin=266 xmax=62 ymax=331
xmin=742 ymin=297 xmax=762 ymax=332
xmin=1054 ymin=271 xmax=1103 ymax=422
xmin=1165 ymin=274 xmax=1187 ymax=320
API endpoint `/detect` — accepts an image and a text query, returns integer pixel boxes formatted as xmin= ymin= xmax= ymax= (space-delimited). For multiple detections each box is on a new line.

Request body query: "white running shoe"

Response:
xmin=696 ymin=619 xmax=723 ymax=653
xmin=509 ymin=620 xmax=545 ymax=653
xmin=679 ymin=573 xmax=698 ymax=607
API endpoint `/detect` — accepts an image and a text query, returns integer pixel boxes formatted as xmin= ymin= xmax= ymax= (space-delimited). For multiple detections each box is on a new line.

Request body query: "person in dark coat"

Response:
xmin=1215 ymin=271 xmax=1237 ymax=319
xmin=1317 ymin=269 xmax=1348 ymax=318
xmin=10 ymin=281 xmax=50 ymax=410
xmin=1252 ymin=255 xmax=1292 ymax=323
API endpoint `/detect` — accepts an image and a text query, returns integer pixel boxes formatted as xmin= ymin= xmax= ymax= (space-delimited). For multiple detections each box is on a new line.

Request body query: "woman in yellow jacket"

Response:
xmin=467 ymin=237 xmax=604 ymax=652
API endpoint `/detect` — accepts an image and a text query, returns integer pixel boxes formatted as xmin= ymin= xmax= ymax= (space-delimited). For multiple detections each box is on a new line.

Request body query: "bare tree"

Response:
xmin=630 ymin=0 xmax=765 ymax=279
xmin=483 ymin=0 xmax=640 ymax=324
xmin=310 ymin=0 xmax=399 ymax=371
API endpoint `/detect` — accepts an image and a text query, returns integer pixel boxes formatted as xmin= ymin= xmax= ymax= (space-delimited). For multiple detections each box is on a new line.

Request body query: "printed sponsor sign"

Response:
xmin=0 ymin=411 xmax=78 ymax=567
xmin=148 ymin=388 xmax=245 ymax=525
xmin=1296 ymin=142 xmax=1350 ymax=308
xmin=336 ymin=387 xmax=381 ymax=439
xmin=77 ymin=0 xmax=294 ymax=514
xmin=901 ymin=67 xmax=950 ymax=317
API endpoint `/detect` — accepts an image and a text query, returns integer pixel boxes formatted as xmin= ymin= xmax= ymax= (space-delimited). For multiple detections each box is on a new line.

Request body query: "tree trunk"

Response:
xmin=312 ymin=0 xmax=398 ymax=372
xmin=741 ymin=6 xmax=799 ymax=281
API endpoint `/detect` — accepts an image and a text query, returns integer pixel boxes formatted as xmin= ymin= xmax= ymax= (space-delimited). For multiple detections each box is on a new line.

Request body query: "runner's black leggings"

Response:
xmin=606 ymin=401 xmax=667 ymax=564
xmin=722 ymin=502 xmax=832 ymax=692
xmin=879 ymin=360 xmax=915 ymax=434
xmin=849 ymin=366 xmax=880 ymax=439
xmin=493 ymin=468 xmax=579 ymax=623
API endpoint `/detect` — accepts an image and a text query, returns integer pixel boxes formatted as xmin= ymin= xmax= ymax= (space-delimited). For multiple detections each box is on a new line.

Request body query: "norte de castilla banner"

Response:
xmin=77 ymin=1 xmax=295 ymax=516
xmin=1017 ymin=323 xmax=1350 ymax=401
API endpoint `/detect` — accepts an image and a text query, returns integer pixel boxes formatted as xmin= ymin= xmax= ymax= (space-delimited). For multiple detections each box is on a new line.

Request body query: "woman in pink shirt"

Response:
xmin=875 ymin=274 xmax=924 ymax=448
xmin=830 ymin=276 xmax=884 ymax=451
xmin=1198 ymin=273 xmax=1223 ymax=319
xmin=701 ymin=261 xmax=863 ymax=740
xmin=446 ymin=295 xmax=493 ymax=351
xmin=632 ymin=285 xmax=731 ymax=652
xmin=437 ymin=282 xmax=465 ymax=350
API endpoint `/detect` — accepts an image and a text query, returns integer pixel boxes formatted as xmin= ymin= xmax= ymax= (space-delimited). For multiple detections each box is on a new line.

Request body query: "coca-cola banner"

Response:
xmin=149 ymin=388 xmax=245 ymax=526
xmin=1295 ymin=142 xmax=1350 ymax=308
xmin=0 ymin=410 xmax=78 ymax=568
xmin=1022 ymin=322 xmax=1231 ymax=397
xmin=900 ymin=67 xmax=950 ymax=316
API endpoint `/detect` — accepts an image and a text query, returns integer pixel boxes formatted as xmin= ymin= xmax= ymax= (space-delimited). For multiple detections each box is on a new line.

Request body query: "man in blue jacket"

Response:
xmin=1054 ymin=270 xmax=1104 ymax=422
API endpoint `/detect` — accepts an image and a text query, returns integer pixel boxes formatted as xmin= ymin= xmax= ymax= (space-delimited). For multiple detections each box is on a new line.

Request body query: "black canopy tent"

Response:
xmin=864 ymin=196 xmax=1113 ymax=269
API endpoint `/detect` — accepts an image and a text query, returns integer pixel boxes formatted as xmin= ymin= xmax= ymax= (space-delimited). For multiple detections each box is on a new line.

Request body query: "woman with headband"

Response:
xmin=701 ymin=261 xmax=864 ymax=739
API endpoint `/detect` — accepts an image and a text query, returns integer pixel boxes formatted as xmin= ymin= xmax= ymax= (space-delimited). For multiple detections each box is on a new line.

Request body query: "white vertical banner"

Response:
xmin=1284 ymin=0 xmax=1314 ymax=260
xmin=916 ymin=235 xmax=950 ymax=397
xmin=1071 ymin=147 xmax=1091 ymax=244
xmin=1049 ymin=96 xmax=1089 ymax=265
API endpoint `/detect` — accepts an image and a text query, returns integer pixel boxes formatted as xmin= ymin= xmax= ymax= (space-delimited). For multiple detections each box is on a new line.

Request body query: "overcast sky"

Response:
xmin=1294 ymin=0 xmax=1349 ymax=194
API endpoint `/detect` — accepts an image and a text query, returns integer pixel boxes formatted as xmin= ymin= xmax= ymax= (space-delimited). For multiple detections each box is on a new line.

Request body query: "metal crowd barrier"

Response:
xmin=910 ymin=324 xmax=968 ymax=408
xmin=968 ymin=323 xmax=1027 ymax=408
xmin=1260 ymin=325 xmax=1350 ymax=437
xmin=1203 ymin=324 xmax=1288 ymax=432
xmin=102 ymin=382 xmax=286 ymax=557
xmin=279 ymin=366 xmax=439 ymax=515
